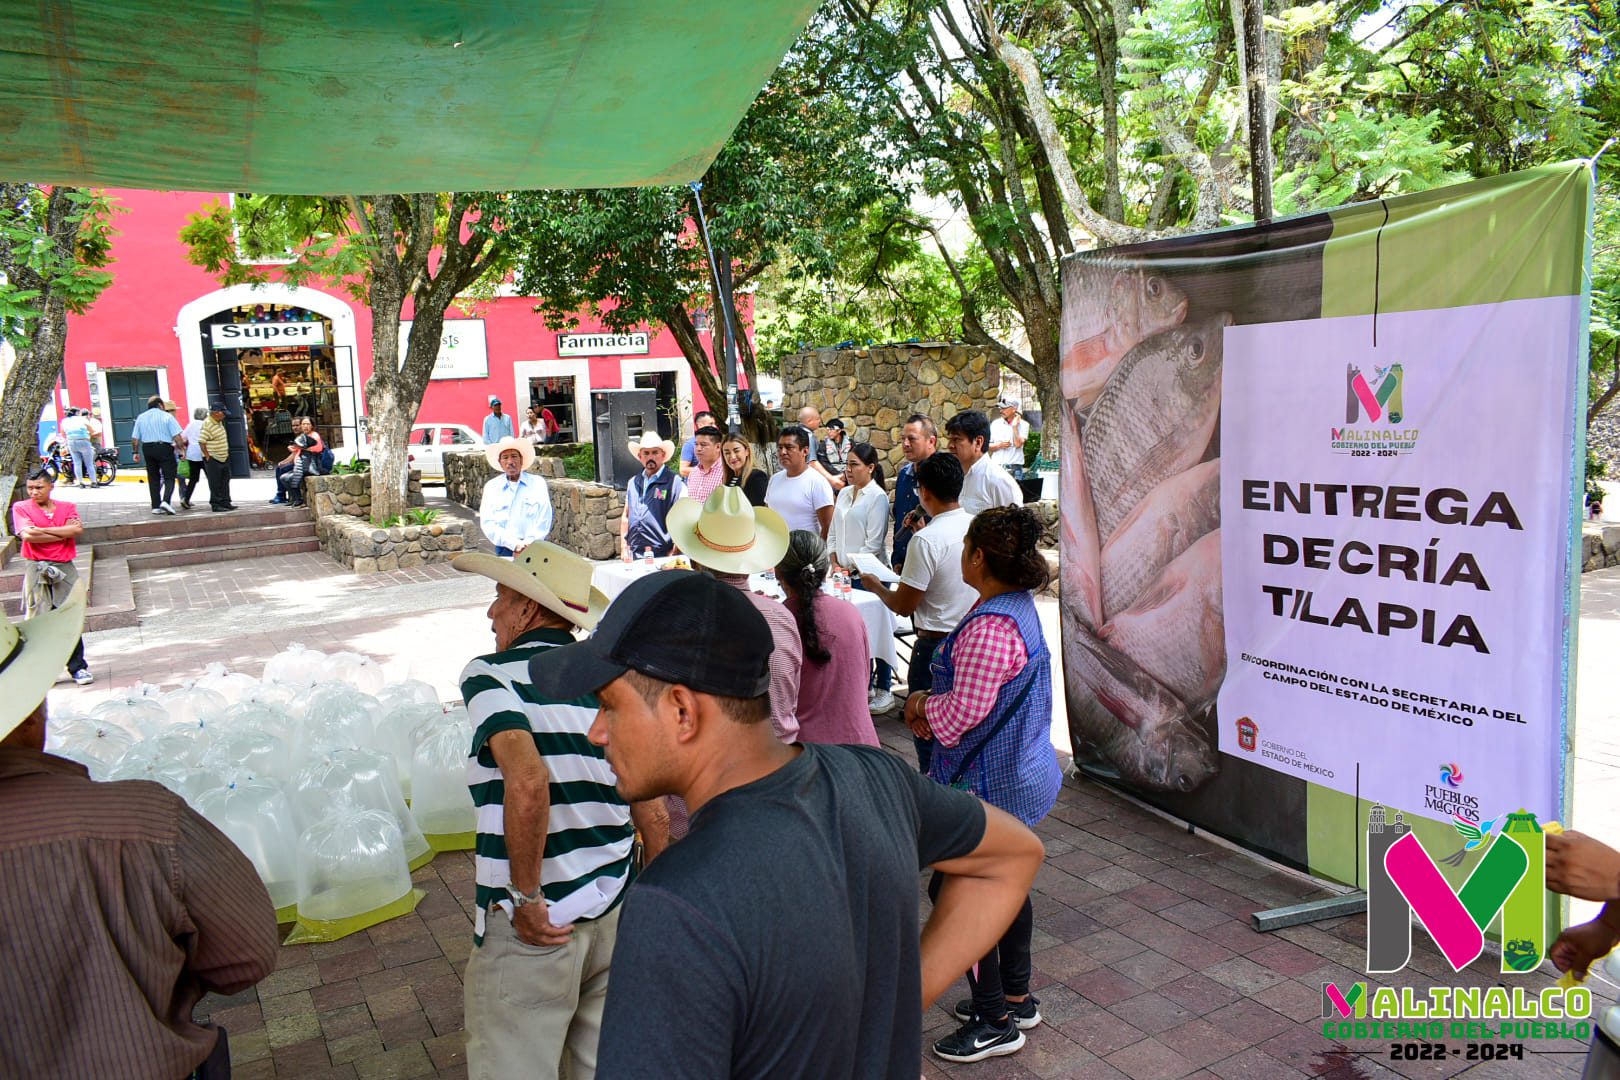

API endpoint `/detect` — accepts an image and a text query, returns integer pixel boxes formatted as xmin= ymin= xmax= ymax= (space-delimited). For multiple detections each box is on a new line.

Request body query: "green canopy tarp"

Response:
xmin=0 ymin=1 xmax=821 ymax=193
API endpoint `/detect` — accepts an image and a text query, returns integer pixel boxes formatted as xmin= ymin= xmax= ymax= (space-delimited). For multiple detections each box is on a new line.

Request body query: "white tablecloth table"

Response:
xmin=590 ymin=558 xmax=900 ymax=673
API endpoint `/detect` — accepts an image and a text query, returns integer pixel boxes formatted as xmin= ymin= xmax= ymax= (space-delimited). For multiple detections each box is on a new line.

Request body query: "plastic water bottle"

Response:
xmin=642 ymin=547 xmax=655 ymax=568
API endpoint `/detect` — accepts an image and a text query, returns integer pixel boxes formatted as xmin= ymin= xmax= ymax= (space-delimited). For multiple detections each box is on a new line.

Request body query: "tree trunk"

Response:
xmin=363 ymin=278 xmax=412 ymax=523
xmin=0 ymin=185 xmax=82 ymax=508
xmin=1241 ymin=0 xmax=1274 ymax=221
xmin=0 ymin=295 xmax=67 ymax=505
xmin=660 ymin=304 xmax=727 ymax=416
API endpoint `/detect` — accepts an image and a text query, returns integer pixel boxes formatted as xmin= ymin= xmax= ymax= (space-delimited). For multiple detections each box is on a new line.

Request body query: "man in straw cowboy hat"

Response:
xmin=661 ymin=486 xmax=801 ymax=839
xmin=0 ymin=586 xmax=278 ymax=1078
xmin=523 ymin=569 xmax=1045 ymax=1079
xmin=619 ymin=430 xmax=685 ymax=560
xmin=454 ymin=542 xmax=669 ymax=1080
xmin=478 ymin=435 xmax=554 ymax=557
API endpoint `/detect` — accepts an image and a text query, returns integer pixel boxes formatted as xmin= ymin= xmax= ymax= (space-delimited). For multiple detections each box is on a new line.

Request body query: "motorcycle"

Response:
xmin=40 ymin=437 xmax=119 ymax=487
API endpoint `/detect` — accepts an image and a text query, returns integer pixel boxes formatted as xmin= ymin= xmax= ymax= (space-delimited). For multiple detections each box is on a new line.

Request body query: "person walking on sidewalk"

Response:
xmin=525 ymin=571 xmax=1046 ymax=1080
xmin=199 ymin=403 xmax=235 ymax=513
xmin=130 ymin=395 xmax=185 ymax=515
xmin=60 ymin=409 xmax=97 ymax=489
xmin=178 ymin=407 xmax=206 ymax=509
xmin=454 ymin=542 xmax=669 ymax=1080
xmin=10 ymin=470 xmax=93 ymax=686
xmin=905 ymin=505 xmax=1062 ymax=1064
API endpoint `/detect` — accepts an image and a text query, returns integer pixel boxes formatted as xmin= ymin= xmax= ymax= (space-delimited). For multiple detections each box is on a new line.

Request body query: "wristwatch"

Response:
xmin=505 ymin=883 xmax=546 ymax=908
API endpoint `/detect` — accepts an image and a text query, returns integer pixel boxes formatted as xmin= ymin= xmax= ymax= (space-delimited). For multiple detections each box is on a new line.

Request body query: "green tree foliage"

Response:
xmin=0 ymin=185 xmax=117 ymax=498
xmin=752 ymin=209 xmax=1014 ymax=363
xmin=503 ymin=18 xmax=897 ymax=435
xmin=793 ymin=0 xmax=1618 ymax=432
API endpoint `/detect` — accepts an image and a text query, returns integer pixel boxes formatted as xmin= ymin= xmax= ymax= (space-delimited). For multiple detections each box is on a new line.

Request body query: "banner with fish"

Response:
xmin=1059 ymin=162 xmax=1590 ymax=886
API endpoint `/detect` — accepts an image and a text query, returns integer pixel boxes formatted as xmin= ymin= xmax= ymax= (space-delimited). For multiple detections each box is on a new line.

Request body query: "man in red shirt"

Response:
xmin=10 ymin=469 xmax=91 ymax=685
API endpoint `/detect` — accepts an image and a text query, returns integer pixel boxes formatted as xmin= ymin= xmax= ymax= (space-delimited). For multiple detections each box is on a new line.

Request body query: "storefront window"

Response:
xmin=528 ymin=376 xmax=578 ymax=443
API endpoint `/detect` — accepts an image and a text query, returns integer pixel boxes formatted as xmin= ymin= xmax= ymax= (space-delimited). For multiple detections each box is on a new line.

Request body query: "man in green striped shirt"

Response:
xmin=454 ymin=543 xmax=669 ymax=1080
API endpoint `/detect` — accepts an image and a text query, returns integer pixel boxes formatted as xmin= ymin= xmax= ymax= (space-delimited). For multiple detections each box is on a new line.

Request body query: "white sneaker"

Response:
xmin=869 ymin=689 xmax=896 ymax=714
xmin=151 ymin=507 xmax=164 ymax=514
xmin=159 ymin=502 xmax=176 ymax=515
xmin=73 ymin=669 xmax=94 ymax=685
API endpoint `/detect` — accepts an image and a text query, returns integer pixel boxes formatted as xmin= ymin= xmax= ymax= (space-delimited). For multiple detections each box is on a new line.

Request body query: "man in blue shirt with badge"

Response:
xmin=129 ymin=395 xmax=186 ymax=515
xmin=620 ymin=432 xmax=685 ymax=559
xmin=478 ymin=437 xmax=553 ymax=558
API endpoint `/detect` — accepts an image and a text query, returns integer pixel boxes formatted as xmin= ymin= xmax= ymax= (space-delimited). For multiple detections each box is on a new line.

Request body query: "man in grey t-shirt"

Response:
xmin=527 ymin=572 xmax=1045 ymax=1079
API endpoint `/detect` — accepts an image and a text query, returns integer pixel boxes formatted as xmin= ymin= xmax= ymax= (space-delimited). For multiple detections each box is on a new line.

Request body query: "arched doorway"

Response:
xmin=176 ymin=285 xmax=361 ymax=477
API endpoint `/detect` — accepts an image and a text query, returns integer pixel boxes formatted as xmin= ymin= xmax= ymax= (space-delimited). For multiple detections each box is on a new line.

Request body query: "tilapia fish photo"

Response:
xmin=1058 ymin=253 xmax=1229 ymax=793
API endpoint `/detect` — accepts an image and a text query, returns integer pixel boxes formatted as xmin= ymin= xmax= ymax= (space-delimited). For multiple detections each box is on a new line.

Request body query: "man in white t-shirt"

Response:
xmin=858 ymin=451 xmax=976 ymax=773
xmin=946 ymin=410 xmax=1022 ymax=516
xmin=766 ymin=425 xmax=835 ymax=537
xmin=988 ymin=399 xmax=1030 ymax=479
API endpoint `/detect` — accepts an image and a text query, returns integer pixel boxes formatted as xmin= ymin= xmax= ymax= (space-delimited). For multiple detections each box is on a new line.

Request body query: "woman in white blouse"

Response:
xmin=827 ymin=442 xmax=890 ymax=571
xmin=521 ymin=405 xmax=547 ymax=446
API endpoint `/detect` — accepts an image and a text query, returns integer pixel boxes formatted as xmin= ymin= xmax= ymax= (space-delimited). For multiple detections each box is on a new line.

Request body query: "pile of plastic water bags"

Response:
xmin=46 ymin=648 xmax=477 ymax=942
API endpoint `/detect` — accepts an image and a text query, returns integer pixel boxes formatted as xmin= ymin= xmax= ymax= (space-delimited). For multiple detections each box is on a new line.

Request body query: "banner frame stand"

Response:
xmin=1251 ymin=893 xmax=1367 ymax=932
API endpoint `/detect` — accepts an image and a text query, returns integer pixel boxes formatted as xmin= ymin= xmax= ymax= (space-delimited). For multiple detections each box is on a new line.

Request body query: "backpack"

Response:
xmin=316 ymin=447 xmax=335 ymax=474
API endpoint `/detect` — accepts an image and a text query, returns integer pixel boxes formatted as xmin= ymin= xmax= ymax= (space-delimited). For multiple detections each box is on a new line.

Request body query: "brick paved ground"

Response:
xmin=186 ymin=712 xmax=1605 ymax=1080
xmin=37 ymin=489 xmax=1620 ymax=1078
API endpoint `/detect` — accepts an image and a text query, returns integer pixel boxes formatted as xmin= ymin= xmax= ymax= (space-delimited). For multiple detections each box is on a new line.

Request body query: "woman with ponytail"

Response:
xmin=907 ymin=505 xmax=1061 ymax=1064
xmin=775 ymin=530 xmax=880 ymax=748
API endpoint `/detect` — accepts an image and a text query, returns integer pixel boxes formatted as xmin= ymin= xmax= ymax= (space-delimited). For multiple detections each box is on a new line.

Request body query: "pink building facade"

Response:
xmin=52 ymin=189 xmax=730 ymax=473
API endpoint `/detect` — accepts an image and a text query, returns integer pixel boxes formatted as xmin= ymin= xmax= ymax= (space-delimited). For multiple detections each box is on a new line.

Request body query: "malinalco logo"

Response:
xmin=1330 ymin=361 xmax=1419 ymax=455
xmin=1365 ymin=804 xmax=1547 ymax=975
xmin=1345 ymin=362 xmax=1405 ymax=424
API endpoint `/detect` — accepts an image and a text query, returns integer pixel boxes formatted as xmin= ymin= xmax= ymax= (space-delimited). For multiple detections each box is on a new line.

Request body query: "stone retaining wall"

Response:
xmin=443 ymin=450 xmax=623 ymax=560
xmin=1583 ymin=522 xmax=1620 ymax=572
xmin=780 ymin=343 xmax=1002 ymax=474
xmin=307 ymin=472 xmax=466 ymax=574
xmin=550 ymin=480 xmax=626 ymax=561
xmin=306 ymin=471 xmax=425 ymax=519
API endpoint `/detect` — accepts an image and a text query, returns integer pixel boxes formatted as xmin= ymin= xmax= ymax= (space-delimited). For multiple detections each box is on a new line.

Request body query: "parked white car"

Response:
xmin=407 ymin=423 xmax=483 ymax=482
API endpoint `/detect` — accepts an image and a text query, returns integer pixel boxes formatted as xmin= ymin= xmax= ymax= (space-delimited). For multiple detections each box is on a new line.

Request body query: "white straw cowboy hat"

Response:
xmin=666 ymin=485 xmax=790 ymax=575
xmin=0 ymin=583 xmax=88 ymax=740
xmin=627 ymin=430 xmax=675 ymax=461
xmin=483 ymin=435 xmax=536 ymax=472
xmin=453 ymin=541 xmax=608 ymax=630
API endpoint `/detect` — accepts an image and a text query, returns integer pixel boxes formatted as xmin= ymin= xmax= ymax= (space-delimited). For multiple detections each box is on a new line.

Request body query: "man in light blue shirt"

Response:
xmin=129 ymin=396 xmax=185 ymax=514
xmin=482 ymin=397 xmax=515 ymax=445
xmin=478 ymin=437 xmax=553 ymax=557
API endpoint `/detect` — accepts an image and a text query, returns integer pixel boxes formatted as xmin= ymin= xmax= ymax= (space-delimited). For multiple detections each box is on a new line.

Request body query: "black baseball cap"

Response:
xmin=528 ymin=571 xmax=773 ymax=700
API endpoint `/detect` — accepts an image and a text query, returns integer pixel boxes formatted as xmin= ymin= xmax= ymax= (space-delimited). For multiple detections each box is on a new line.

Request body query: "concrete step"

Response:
xmin=85 ymin=556 xmax=137 ymax=633
xmin=125 ymin=537 xmax=321 ymax=572
xmin=97 ymin=522 xmax=319 ymax=559
xmin=81 ymin=506 xmax=312 ymax=544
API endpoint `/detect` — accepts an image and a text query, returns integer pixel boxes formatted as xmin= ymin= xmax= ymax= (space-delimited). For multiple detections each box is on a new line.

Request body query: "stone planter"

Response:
xmin=307 ymin=471 xmax=455 ymax=573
